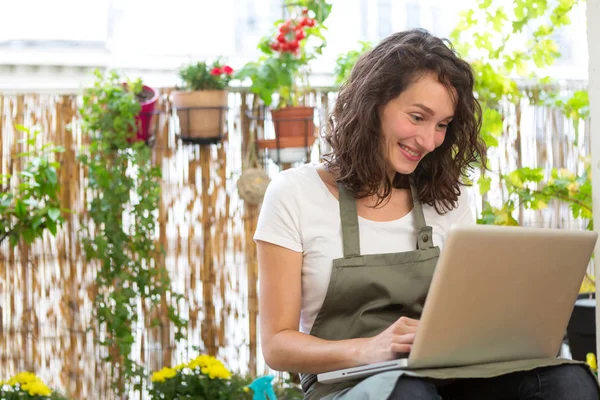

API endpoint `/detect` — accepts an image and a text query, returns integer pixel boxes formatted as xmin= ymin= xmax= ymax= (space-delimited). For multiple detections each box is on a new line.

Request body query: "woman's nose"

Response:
xmin=416 ymin=127 xmax=437 ymax=153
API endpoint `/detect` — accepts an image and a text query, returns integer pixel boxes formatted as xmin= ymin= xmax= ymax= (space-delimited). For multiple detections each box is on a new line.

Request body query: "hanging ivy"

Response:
xmin=78 ymin=70 xmax=186 ymax=397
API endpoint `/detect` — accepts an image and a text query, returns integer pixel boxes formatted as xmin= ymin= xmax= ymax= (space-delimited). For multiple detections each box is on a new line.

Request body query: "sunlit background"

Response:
xmin=0 ymin=1 xmax=595 ymax=399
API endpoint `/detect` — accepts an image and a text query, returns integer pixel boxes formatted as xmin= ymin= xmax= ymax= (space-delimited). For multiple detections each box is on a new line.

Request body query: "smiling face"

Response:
xmin=379 ymin=72 xmax=456 ymax=176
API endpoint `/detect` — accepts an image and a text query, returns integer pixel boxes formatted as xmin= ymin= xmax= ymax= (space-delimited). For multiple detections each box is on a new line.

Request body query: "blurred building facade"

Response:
xmin=0 ymin=0 xmax=589 ymax=92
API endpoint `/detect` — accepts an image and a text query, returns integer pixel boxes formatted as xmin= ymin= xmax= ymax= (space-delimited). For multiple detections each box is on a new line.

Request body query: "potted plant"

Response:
xmin=134 ymin=85 xmax=159 ymax=143
xmin=170 ymin=60 xmax=234 ymax=141
xmin=236 ymin=1 xmax=331 ymax=153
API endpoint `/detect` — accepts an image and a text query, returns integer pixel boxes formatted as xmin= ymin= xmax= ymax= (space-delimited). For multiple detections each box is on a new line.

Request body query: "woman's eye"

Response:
xmin=410 ymin=114 xmax=423 ymax=122
xmin=437 ymin=123 xmax=448 ymax=129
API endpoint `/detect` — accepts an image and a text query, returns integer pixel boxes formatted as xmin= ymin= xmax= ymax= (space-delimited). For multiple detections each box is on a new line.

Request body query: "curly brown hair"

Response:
xmin=323 ymin=28 xmax=487 ymax=213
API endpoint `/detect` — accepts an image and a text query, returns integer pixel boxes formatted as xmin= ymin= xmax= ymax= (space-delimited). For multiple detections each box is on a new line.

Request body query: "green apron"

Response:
xmin=300 ymin=183 xmax=589 ymax=400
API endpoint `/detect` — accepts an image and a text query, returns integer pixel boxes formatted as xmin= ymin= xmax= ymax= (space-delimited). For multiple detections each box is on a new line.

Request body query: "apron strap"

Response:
xmin=410 ymin=181 xmax=434 ymax=250
xmin=338 ymin=184 xmax=361 ymax=257
xmin=300 ymin=373 xmax=317 ymax=394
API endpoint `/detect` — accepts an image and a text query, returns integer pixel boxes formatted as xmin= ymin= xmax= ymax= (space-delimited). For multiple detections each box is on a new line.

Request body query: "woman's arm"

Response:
xmin=257 ymin=240 xmax=366 ymax=374
xmin=257 ymin=240 xmax=418 ymax=374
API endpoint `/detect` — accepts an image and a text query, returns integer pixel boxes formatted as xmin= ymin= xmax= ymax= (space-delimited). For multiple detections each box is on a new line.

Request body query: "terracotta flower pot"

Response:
xmin=270 ymin=106 xmax=315 ymax=139
xmin=171 ymin=90 xmax=228 ymax=139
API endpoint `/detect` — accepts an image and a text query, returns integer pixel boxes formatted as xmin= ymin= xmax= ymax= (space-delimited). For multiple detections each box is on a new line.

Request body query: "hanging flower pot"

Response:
xmin=171 ymin=90 xmax=228 ymax=140
xmin=134 ymin=85 xmax=159 ymax=142
xmin=270 ymin=106 xmax=315 ymax=138
xmin=172 ymin=60 xmax=234 ymax=143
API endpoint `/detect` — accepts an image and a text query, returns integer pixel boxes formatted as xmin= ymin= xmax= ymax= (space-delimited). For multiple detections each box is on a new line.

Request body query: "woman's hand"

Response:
xmin=355 ymin=316 xmax=419 ymax=365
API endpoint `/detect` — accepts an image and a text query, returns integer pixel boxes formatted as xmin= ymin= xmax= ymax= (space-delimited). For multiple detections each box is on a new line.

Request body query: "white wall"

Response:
xmin=589 ymin=0 xmax=600 ymax=362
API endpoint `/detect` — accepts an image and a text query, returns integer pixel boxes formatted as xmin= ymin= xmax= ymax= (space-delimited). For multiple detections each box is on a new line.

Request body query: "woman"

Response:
xmin=254 ymin=29 xmax=599 ymax=400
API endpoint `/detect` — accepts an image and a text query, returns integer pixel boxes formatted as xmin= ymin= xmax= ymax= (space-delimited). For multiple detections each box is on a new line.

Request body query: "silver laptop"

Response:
xmin=318 ymin=224 xmax=598 ymax=384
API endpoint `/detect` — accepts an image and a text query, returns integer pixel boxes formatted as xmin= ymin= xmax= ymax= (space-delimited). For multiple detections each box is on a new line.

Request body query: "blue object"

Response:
xmin=248 ymin=375 xmax=277 ymax=400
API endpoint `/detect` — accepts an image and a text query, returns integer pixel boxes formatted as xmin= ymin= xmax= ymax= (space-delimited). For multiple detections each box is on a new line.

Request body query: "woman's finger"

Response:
xmin=393 ymin=324 xmax=418 ymax=335
xmin=399 ymin=317 xmax=420 ymax=326
xmin=390 ymin=343 xmax=412 ymax=353
xmin=393 ymin=332 xmax=416 ymax=344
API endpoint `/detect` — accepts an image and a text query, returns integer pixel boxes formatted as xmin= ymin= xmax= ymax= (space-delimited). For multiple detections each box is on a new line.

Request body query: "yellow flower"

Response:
xmin=22 ymin=380 xmax=52 ymax=397
xmin=587 ymin=353 xmax=597 ymax=372
xmin=206 ymin=364 xmax=232 ymax=380
xmin=7 ymin=371 xmax=37 ymax=386
xmin=188 ymin=354 xmax=215 ymax=370
xmin=184 ymin=354 xmax=232 ymax=380
xmin=243 ymin=386 xmax=250 ymax=392
xmin=567 ymin=182 xmax=579 ymax=195
xmin=151 ymin=367 xmax=178 ymax=383
xmin=5 ymin=372 xmax=52 ymax=397
xmin=174 ymin=363 xmax=186 ymax=371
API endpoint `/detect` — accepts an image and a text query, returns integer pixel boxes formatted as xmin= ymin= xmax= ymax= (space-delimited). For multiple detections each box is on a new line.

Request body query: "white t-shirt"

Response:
xmin=254 ymin=163 xmax=475 ymax=334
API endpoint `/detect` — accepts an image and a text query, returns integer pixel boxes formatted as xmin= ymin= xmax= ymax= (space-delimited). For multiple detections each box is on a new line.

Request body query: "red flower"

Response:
xmin=210 ymin=67 xmax=222 ymax=76
xmin=222 ymin=65 xmax=234 ymax=75
xmin=288 ymin=40 xmax=299 ymax=51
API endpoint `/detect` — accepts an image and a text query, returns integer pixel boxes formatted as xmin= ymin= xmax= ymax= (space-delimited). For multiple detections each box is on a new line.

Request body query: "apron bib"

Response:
xmin=300 ymin=184 xmax=591 ymax=400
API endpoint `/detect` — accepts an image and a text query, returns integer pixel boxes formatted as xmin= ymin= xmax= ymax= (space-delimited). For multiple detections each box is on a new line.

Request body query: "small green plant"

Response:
xmin=333 ymin=41 xmax=373 ymax=85
xmin=0 ymin=372 xmax=70 ymax=399
xmin=178 ymin=60 xmax=235 ymax=91
xmin=79 ymin=69 xmax=187 ymax=397
xmin=0 ymin=126 xmax=65 ymax=247
xmin=236 ymin=0 xmax=331 ymax=108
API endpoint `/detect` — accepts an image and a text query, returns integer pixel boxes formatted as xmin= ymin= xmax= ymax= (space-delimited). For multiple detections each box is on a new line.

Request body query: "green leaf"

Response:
xmin=478 ymin=175 xmax=492 ymax=195
xmin=48 ymin=207 xmax=61 ymax=221
xmin=15 ymin=199 xmax=27 ymax=218
xmin=21 ymin=228 xmax=35 ymax=244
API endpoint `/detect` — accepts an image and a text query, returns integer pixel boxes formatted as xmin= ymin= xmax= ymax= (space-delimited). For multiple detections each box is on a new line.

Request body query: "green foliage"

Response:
xmin=78 ymin=69 xmax=187 ymax=396
xmin=333 ymin=41 xmax=373 ymax=85
xmin=285 ymin=0 xmax=332 ymax=23
xmin=452 ymin=0 xmax=590 ymax=228
xmin=236 ymin=0 xmax=331 ymax=108
xmin=178 ymin=60 xmax=234 ymax=91
xmin=0 ymin=126 xmax=65 ymax=247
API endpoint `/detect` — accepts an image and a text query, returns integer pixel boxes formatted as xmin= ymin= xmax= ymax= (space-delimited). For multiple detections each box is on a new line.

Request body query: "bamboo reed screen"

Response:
xmin=0 ymin=83 xmax=590 ymax=399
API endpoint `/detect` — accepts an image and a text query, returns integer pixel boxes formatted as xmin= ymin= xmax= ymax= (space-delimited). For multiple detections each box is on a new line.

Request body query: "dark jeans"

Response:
xmin=386 ymin=364 xmax=600 ymax=400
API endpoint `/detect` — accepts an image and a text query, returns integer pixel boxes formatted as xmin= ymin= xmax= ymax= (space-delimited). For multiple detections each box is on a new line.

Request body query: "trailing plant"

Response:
xmin=78 ymin=69 xmax=187 ymax=397
xmin=0 ymin=126 xmax=65 ymax=247
xmin=236 ymin=0 xmax=331 ymax=108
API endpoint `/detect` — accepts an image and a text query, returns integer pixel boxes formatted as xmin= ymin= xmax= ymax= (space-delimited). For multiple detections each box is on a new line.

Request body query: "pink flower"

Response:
xmin=222 ymin=65 xmax=234 ymax=75
xmin=210 ymin=67 xmax=222 ymax=76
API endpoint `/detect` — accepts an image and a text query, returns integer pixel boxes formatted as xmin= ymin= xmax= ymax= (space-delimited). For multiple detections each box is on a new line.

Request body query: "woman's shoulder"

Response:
xmin=267 ymin=163 xmax=325 ymax=192
xmin=424 ymin=185 xmax=476 ymax=226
